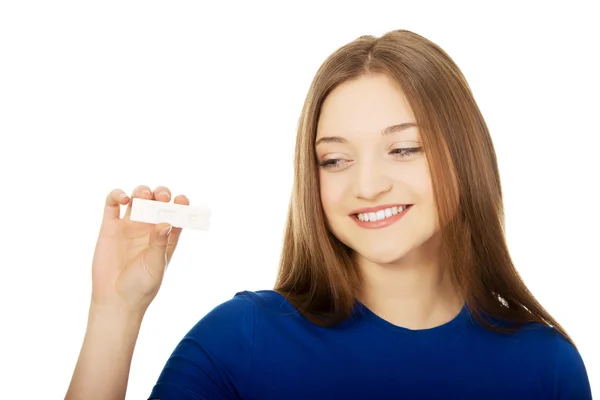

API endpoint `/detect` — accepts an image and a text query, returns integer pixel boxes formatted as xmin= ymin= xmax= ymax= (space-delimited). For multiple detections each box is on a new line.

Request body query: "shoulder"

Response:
xmin=149 ymin=290 xmax=290 ymax=399
xmin=202 ymin=289 xmax=294 ymax=319
xmin=550 ymin=330 xmax=592 ymax=399
xmin=185 ymin=289 xmax=289 ymax=338
xmin=468 ymin=317 xmax=591 ymax=398
xmin=504 ymin=323 xmax=591 ymax=399
xmin=182 ymin=289 xmax=306 ymax=352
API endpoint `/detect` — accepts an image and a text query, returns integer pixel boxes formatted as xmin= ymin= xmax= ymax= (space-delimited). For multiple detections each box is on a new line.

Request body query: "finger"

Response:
xmin=153 ymin=186 xmax=172 ymax=203
xmin=124 ymin=185 xmax=154 ymax=219
xmin=103 ymin=189 xmax=130 ymax=221
xmin=145 ymin=222 xmax=172 ymax=277
xmin=173 ymin=193 xmax=189 ymax=206
xmin=166 ymin=194 xmax=190 ymax=261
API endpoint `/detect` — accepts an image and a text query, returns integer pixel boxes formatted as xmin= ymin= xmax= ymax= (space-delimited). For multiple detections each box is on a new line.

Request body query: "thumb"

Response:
xmin=145 ymin=223 xmax=172 ymax=276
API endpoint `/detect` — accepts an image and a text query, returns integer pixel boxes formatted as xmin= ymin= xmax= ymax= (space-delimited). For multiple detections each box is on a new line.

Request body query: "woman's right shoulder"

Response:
xmin=223 ymin=289 xmax=290 ymax=308
xmin=149 ymin=290 xmax=291 ymax=398
xmin=204 ymin=289 xmax=293 ymax=316
xmin=185 ymin=290 xmax=294 ymax=339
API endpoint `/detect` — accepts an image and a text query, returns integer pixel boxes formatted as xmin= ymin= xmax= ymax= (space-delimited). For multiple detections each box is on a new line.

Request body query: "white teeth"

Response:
xmin=356 ymin=205 xmax=409 ymax=222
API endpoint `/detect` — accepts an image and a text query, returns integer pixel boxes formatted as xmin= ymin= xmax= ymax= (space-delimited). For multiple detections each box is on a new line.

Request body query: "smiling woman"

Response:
xmin=66 ymin=29 xmax=592 ymax=400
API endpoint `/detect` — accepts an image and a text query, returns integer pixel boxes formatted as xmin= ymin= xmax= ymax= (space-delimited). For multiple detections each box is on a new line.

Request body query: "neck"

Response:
xmin=355 ymin=234 xmax=463 ymax=330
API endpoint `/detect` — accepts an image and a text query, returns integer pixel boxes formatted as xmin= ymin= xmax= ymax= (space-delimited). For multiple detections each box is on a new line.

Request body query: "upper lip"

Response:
xmin=349 ymin=204 xmax=412 ymax=215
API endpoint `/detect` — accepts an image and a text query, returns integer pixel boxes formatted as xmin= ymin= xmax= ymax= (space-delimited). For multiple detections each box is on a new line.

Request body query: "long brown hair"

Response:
xmin=274 ymin=29 xmax=573 ymax=346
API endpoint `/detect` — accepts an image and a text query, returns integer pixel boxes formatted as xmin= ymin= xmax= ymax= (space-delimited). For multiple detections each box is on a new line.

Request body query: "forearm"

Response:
xmin=65 ymin=305 xmax=145 ymax=400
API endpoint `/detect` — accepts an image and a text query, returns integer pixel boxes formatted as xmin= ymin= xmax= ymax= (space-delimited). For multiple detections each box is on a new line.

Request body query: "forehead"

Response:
xmin=316 ymin=73 xmax=416 ymax=139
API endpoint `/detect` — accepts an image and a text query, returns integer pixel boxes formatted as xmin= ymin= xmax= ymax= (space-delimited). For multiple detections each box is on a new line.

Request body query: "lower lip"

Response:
xmin=352 ymin=206 xmax=413 ymax=229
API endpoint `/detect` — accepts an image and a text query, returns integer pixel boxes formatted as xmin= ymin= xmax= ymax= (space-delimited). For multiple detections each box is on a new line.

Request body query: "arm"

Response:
xmin=65 ymin=305 xmax=144 ymax=400
xmin=553 ymin=333 xmax=592 ymax=399
xmin=65 ymin=186 xmax=189 ymax=400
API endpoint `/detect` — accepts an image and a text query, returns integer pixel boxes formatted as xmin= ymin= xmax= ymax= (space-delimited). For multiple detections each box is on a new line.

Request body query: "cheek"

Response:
xmin=390 ymin=159 xmax=434 ymax=199
xmin=319 ymin=172 xmax=346 ymax=216
xmin=408 ymin=164 xmax=439 ymax=225
xmin=391 ymin=160 xmax=437 ymax=215
xmin=416 ymin=174 xmax=435 ymax=204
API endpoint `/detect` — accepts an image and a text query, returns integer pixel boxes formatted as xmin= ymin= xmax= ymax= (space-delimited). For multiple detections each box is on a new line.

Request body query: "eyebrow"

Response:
xmin=315 ymin=122 xmax=417 ymax=146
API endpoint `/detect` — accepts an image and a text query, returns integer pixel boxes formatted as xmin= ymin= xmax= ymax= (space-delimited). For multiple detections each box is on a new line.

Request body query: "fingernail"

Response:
xmin=142 ymin=189 xmax=151 ymax=195
xmin=119 ymin=193 xmax=128 ymax=199
xmin=160 ymin=225 xmax=172 ymax=236
xmin=159 ymin=191 xmax=170 ymax=198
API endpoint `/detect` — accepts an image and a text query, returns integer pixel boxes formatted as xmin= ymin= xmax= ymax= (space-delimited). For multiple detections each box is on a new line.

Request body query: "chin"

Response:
xmin=350 ymin=241 xmax=414 ymax=265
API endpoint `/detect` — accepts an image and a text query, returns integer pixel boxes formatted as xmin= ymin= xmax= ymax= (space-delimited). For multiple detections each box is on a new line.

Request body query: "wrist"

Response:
xmin=87 ymin=302 xmax=145 ymax=334
xmin=89 ymin=298 xmax=146 ymax=321
xmin=82 ymin=302 xmax=144 ymax=366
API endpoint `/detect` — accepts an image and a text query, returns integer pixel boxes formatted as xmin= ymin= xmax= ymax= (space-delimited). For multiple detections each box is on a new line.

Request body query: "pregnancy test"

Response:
xmin=129 ymin=198 xmax=211 ymax=230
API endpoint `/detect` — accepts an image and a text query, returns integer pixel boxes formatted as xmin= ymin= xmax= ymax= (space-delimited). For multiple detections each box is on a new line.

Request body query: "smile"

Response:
xmin=351 ymin=205 xmax=413 ymax=229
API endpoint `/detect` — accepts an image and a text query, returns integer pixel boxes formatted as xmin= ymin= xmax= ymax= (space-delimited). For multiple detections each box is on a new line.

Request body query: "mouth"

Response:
xmin=353 ymin=204 xmax=412 ymax=222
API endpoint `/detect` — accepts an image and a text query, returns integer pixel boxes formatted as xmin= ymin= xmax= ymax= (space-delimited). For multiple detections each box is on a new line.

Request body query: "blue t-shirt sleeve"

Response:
xmin=148 ymin=293 xmax=256 ymax=400
xmin=553 ymin=333 xmax=592 ymax=399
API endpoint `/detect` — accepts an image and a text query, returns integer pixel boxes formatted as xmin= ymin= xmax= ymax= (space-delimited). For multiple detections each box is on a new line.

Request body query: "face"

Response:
xmin=315 ymin=73 xmax=440 ymax=266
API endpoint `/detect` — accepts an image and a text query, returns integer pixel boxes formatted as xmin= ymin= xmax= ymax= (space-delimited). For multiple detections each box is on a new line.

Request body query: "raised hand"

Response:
xmin=90 ymin=185 xmax=189 ymax=314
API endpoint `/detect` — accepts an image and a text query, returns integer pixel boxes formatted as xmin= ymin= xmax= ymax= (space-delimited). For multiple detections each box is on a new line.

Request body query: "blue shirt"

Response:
xmin=148 ymin=290 xmax=592 ymax=399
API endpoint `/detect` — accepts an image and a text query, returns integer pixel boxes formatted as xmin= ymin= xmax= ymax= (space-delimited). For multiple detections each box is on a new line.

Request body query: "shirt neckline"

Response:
xmin=352 ymin=300 xmax=473 ymax=337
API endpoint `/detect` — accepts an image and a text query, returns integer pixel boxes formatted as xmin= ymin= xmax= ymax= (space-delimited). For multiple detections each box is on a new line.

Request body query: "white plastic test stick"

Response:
xmin=129 ymin=198 xmax=211 ymax=230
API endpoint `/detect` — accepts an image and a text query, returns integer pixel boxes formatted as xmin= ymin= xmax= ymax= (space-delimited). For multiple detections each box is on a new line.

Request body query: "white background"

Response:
xmin=1 ymin=1 xmax=598 ymax=398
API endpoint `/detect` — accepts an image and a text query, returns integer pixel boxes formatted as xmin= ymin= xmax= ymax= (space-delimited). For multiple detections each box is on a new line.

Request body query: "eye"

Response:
xmin=390 ymin=147 xmax=424 ymax=159
xmin=318 ymin=158 xmax=348 ymax=171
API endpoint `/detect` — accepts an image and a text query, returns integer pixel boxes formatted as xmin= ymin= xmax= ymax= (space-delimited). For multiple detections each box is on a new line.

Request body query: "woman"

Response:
xmin=66 ymin=30 xmax=591 ymax=399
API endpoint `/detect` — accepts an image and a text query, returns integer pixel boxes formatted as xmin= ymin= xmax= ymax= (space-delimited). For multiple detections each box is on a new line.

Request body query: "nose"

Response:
xmin=353 ymin=158 xmax=392 ymax=201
